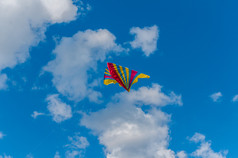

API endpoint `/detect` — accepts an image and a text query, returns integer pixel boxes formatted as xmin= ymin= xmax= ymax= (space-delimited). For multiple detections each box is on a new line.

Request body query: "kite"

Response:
xmin=104 ymin=62 xmax=150 ymax=92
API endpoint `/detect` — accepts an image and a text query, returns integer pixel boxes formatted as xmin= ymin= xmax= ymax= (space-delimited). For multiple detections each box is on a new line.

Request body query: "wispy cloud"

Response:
xmin=54 ymin=152 xmax=60 ymax=158
xmin=46 ymin=94 xmax=72 ymax=123
xmin=189 ymin=133 xmax=228 ymax=158
xmin=65 ymin=133 xmax=89 ymax=158
xmin=210 ymin=92 xmax=222 ymax=102
xmin=0 ymin=154 xmax=12 ymax=158
xmin=130 ymin=25 xmax=159 ymax=56
xmin=189 ymin=132 xmax=206 ymax=143
xmin=31 ymin=111 xmax=45 ymax=119
xmin=26 ymin=154 xmax=34 ymax=158
xmin=232 ymin=94 xmax=238 ymax=102
xmin=0 ymin=131 xmax=5 ymax=139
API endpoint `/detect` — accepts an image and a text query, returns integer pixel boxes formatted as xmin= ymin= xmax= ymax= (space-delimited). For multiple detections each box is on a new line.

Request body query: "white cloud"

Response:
xmin=232 ymin=94 xmax=238 ymax=102
xmin=81 ymin=84 xmax=180 ymax=158
xmin=87 ymin=89 xmax=103 ymax=104
xmin=176 ymin=151 xmax=187 ymax=158
xmin=0 ymin=132 xmax=5 ymax=139
xmin=189 ymin=132 xmax=206 ymax=143
xmin=46 ymin=94 xmax=72 ymax=123
xmin=0 ymin=74 xmax=7 ymax=90
xmin=190 ymin=133 xmax=228 ymax=158
xmin=31 ymin=111 xmax=45 ymax=119
xmin=210 ymin=92 xmax=222 ymax=102
xmin=66 ymin=134 xmax=89 ymax=150
xmin=65 ymin=151 xmax=82 ymax=158
xmin=0 ymin=0 xmax=81 ymax=85
xmin=113 ymin=83 xmax=182 ymax=107
xmin=40 ymin=0 xmax=78 ymax=23
xmin=65 ymin=133 xmax=89 ymax=158
xmin=156 ymin=149 xmax=175 ymax=158
xmin=130 ymin=25 xmax=159 ymax=56
xmin=44 ymin=29 xmax=123 ymax=102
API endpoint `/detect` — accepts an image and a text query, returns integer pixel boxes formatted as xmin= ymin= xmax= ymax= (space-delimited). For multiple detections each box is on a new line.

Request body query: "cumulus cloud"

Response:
xmin=81 ymin=84 xmax=181 ymax=158
xmin=156 ymin=149 xmax=175 ymax=158
xmin=114 ymin=83 xmax=182 ymax=107
xmin=0 ymin=74 xmax=7 ymax=90
xmin=232 ymin=94 xmax=238 ymax=102
xmin=31 ymin=111 xmax=45 ymax=119
xmin=0 ymin=0 xmax=80 ymax=75
xmin=82 ymin=106 xmax=172 ymax=158
xmin=130 ymin=25 xmax=159 ymax=56
xmin=44 ymin=29 xmax=123 ymax=102
xmin=210 ymin=92 xmax=222 ymax=102
xmin=190 ymin=133 xmax=228 ymax=158
xmin=46 ymin=94 xmax=72 ymax=123
xmin=176 ymin=151 xmax=187 ymax=158
xmin=65 ymin=133 xmax=89 ymax=158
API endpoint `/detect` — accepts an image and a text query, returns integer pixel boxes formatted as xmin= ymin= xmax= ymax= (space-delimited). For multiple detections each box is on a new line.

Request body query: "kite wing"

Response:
xmin=104 ymin=62 xmax=150 ymax=92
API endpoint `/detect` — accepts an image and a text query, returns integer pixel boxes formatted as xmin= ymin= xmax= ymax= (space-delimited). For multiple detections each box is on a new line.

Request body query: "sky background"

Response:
xmin=0 ymin=0 xmax=238 ymax=158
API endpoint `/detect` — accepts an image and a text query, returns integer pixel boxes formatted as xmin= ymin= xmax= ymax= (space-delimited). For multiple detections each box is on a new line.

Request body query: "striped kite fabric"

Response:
xmin=104 ymin=62 xmax=150 ymax=92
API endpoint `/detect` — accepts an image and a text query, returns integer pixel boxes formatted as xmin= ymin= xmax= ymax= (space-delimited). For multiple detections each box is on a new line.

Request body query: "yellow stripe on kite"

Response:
xmin=128 ymin=73 xmax=150 ymax=91
xmin=104 ymin=79 xmax=118 ymax=85
xmin=104 ymin=71 xmax=111 ymax=75
xmin=125 ymin=67 xmax=129 ymax=88
xmin=113 ymin=64 xmax=125 ymax=85
xmin=119 ymin=66 xmax=127 ymax=85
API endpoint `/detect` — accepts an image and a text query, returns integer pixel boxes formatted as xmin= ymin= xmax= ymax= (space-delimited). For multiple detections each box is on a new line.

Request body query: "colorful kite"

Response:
xmin=104 ymin=62 xmax=150 ymax=92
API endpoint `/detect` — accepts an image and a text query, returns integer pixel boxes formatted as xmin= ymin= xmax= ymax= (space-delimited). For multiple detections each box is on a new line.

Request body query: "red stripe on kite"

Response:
xmin=104 ymin=75 xmax=114 ymax=79
xmin=129 ymin=69 xmax=138 ymax=89
xmin=107 ymin=63 xmax=129 ymax=91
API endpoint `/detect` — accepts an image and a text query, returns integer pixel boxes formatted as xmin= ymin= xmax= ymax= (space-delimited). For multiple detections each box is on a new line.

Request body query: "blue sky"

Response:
xmin=0 ymin=0 xmax=237 ymax=157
